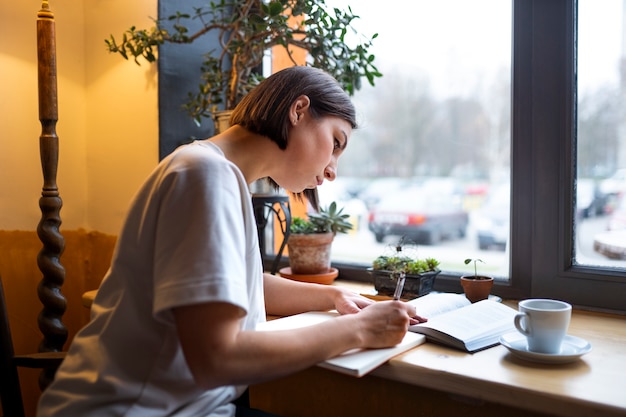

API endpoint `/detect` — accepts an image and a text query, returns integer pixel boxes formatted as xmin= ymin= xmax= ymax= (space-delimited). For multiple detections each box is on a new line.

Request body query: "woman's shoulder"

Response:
xmin=165 ymin=141 xmax=230 ymax=171
xmin=161 ymin=140 xmax=244 ymax=186
xmin=170 ymin=140 xmax=224 ymax=162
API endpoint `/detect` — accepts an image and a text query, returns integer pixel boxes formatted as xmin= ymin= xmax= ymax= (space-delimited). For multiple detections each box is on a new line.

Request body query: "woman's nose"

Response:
xmin=324 ymin=164 xmax=337 ymax=181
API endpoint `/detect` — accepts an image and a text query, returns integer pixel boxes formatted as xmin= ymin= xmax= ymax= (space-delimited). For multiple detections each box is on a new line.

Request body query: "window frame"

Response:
xmin=513 ymin=0 xmax=626 ymax=313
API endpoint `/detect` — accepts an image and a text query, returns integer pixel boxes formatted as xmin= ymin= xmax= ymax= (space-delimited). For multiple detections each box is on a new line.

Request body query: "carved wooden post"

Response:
xmin=36 ymin=0 xmax=67 ymax=389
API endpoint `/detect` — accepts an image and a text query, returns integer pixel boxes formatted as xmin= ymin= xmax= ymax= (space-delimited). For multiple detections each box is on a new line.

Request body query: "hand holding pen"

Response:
xmin=392 ymin=271 xmax=428 ymax=324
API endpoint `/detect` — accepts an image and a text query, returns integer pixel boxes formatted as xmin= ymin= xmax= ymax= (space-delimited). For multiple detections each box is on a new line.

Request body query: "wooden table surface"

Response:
xmin=370 ymin=304 xmax=626 ymax=417
xmin=251 ymin=280 xmax=626 ymax=417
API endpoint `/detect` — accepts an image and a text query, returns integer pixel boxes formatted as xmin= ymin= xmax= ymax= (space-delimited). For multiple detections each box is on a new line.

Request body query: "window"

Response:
xmin=294 ymin=0 xmax=626 ymax=312
xmin=514 ymin=0 xmax=626 ymax=313
xmin=575 ymin=0 xmax=626 ymax=271
xmin=318 ymin=0 xmax=513 ymax=281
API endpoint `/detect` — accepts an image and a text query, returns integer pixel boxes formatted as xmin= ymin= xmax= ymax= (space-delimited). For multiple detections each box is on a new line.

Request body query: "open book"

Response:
xmin=256 ymin=311 xmax=425 ymax=377
xmin=407 ymin=293 xmax=518 ymax=352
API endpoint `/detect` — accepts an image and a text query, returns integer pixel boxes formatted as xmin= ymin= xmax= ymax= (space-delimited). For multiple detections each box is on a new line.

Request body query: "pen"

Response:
xmin=393 ymin=271 xmax=406 ymax=301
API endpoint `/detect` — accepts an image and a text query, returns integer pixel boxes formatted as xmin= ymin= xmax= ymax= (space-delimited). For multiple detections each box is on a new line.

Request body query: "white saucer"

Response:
xmin=499 ymin=332 xmax=592 ymax=364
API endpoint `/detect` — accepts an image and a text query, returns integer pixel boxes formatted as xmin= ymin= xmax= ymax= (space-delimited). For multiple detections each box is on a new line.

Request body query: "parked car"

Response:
xmin=474 ymin=184 xmax=510 ymax=251
xmin=599 ymin=168 xmax=626 ymax=197
xmin=367 ymin=188 xmax=469 ymax=245
xmin=593 ymin=194 xmax=626 ymax=260
xmin=577 ymin=178 xmax=609 ymax=219
xmin=607 ymin=194 xmax=626 ymax=231
xmin=358 ymin=177 xmax=410 ymax=209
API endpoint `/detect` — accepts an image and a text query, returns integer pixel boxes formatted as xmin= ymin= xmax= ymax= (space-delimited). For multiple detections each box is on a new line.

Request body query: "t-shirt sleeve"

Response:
xmin=151 ymin=150 xmax=250 ymax=323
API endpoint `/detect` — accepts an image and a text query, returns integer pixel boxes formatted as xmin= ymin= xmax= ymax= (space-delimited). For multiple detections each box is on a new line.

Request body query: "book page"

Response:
xmin=410 ymin=299 xmax=517 ymax=344
xmin=407 ymin=292 xmax=471 ymax=317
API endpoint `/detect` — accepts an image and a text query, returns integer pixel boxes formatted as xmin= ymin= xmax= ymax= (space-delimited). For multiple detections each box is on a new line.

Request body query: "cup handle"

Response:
xmin=514 ymin=312 xmax=532 ymax=336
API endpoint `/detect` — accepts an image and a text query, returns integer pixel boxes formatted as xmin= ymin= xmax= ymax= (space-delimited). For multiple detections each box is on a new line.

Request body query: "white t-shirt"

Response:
xmin=37 ymin=141 xmax=266 ymax=417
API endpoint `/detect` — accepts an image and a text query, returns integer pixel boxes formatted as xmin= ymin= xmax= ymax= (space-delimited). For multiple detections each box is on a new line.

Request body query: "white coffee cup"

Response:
xmin=514 ymin=299 xmax=572 ymax=354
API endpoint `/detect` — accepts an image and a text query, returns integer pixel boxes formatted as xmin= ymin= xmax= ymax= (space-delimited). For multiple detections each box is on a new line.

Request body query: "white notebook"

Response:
xmin=256 ymin=311 xmax=425 ymax=377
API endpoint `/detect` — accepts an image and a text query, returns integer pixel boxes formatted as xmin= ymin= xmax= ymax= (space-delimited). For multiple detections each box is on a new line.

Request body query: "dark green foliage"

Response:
xmin=105 ymin=0 xmax=381 ymax=125
xmin=290 ymin=201 xmax=353 ymax=235
xmin=372 ymin=255 xmax=440 ymax=275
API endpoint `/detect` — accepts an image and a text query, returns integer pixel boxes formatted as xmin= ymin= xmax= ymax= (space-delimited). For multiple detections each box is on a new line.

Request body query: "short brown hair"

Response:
xmin=230 ymin=66 xmax=357 ymax=210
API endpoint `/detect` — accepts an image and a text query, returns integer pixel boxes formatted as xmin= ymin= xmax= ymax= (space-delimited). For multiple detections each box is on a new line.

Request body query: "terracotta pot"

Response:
xmin=278 ymin=267 xmax=339 ymax=285
xmin=287 ymin=232 xmax=334 ymax=274
xmin=460 ymin=275 xmax=494 ymax=303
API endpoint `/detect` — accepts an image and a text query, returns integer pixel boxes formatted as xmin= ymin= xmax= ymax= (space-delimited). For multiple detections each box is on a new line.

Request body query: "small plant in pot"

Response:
xmin=284 ymin=202 xmax=352 ymax=283
xmin=460 ymin=258 xmax=494 ymax=303
xmin=369 ymin=241 xmax=441 ymax=299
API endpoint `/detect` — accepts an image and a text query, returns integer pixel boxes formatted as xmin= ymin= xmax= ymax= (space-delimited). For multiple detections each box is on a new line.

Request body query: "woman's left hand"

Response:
xmin=333 ymin=288 xmax=375 ymax=315
xmin=333 ymin=288 xmax=428 ymax=325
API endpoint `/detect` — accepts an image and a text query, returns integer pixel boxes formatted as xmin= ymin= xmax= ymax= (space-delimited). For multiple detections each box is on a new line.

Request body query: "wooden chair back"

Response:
xmin=0 ymin=276 xmax=65 ymax=417
xmin=0 ymin=275 xmax=26 ymax=417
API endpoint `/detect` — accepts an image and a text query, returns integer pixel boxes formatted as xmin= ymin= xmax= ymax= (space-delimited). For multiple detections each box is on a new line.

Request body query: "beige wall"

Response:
xmin=1 ymin=2 xmax=158 ymax=415
xmin=1 ymin=0 xmax=158 ymax=234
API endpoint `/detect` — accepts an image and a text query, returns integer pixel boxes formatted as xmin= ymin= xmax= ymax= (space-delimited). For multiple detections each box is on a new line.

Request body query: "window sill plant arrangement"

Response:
xmin=460 ymin=258 xmax=494 ymax=303
xmin=285 ymin=202 xmax=352 ymax=281
xmin=105 ymin=0 xmax=381 ymax=126
xmin=369 ymin=241 xmax=441 ymax=299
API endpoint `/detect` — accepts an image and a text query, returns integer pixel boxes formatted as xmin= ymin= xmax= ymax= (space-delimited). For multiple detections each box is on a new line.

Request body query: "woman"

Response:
xmin=37 ymin=66 xmax=423 ymax=417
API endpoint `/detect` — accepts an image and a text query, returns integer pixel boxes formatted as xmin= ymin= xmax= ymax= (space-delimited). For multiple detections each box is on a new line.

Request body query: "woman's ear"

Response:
xmin=290 ymin=95 xmax=311 ymax=125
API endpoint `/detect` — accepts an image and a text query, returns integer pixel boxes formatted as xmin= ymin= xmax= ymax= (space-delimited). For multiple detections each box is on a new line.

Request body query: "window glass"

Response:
xmin=576 ymin=0 xmax=626 ymax=268
xmin=317 ymin=0 xmax=512 ymax=278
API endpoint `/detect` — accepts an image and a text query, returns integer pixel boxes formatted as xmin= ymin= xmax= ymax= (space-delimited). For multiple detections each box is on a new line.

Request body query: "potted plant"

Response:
xmin=105 ymin=0 xmax=381 ymax=127
xmin=369 ymin=242 xmax=440 ymax=299
xmin=283 ymin=202 xmax=352 ymax=283
xmin=460 ymin=258 xmax=494 ymax=303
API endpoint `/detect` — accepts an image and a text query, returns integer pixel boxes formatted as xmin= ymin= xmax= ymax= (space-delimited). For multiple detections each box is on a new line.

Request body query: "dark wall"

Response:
xmin=157 ymin=0 xmax=217 ymax=159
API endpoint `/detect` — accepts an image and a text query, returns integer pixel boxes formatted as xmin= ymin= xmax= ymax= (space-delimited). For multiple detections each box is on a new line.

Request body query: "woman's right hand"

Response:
xmin=351 ymin=300 xmax=417 ymax=349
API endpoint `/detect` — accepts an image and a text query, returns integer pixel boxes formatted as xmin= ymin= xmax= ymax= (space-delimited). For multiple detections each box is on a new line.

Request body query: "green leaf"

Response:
xmin=267 ymin=1 xmax=283 ymax=16
xmin=105 ymin=0 xmax=383 ymax=122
